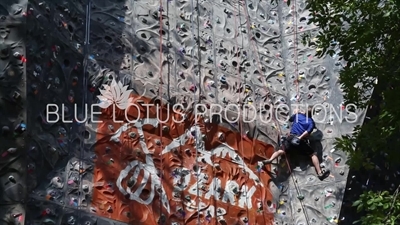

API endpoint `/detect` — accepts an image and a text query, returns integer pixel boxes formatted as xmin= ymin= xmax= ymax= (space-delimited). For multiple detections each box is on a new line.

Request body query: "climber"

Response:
xmin=259 ymin=107 xmax=330 ymax=180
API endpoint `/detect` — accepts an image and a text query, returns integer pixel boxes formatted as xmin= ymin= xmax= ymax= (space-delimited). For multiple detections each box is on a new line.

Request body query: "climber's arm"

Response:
xmin=299 ymin=119 xmax=314 ymax=140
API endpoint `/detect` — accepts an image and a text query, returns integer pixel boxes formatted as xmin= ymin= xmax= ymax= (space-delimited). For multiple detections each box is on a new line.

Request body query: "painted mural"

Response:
xmin=90 ymin=94 xmax=275 ymax=224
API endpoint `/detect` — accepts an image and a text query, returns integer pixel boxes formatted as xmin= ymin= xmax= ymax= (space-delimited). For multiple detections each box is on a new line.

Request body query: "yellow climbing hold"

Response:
xmin=278 ymin=72 xmax=284 ymax=77
xmin=279 ymin=200 xmax=285 ymax=205
xmin=298 ymin=75 xmax=305 ymax=81
xmin=316 ymin=48 xmax=322 ymax=52
xmin=277 ymin=209 xmax=281 ymax=213
xmin=312 ymin=37 xmax=318 ymax=42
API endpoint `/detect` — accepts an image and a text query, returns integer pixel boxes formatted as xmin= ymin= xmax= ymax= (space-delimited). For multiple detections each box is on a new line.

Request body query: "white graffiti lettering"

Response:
xmin=114 ymin=118 xmax=262 ymax=213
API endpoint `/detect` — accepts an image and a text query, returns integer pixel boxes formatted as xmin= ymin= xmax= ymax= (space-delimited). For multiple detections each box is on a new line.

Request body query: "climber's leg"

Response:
xmin=261 ymin=150 xmax=285 ymax=164
xmin=300 ymin=141 xmax=330 ymax=180
xmin=259 ymin=135 xmax=292 ymax=165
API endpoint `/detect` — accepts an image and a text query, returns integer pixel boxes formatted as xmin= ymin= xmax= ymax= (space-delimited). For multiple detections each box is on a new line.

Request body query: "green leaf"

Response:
xmin=383 ymin=11 xmax=391 ymax=17
xmin=353 ymin=200 xmax=362 ymax=207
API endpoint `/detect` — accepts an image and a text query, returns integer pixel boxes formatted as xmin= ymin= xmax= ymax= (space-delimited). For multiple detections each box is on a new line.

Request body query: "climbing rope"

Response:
xmin=293 ymin=0 xmax=300 ymax=102
xmin=240 ymin=0 xmax=312 ymax=223
xmin=188 ymin=0 xmax=201 ymax=223
xmin=210 ymin=8 xmax=219 ymax=105
xmin=287 ymin=0 xmax=312 ymax=223
xmin=78 ymin=0 xmax=91 ymax=219
xmin=238 ymin=0 xmax=276 ymax=219
xmin=232 ymin=1 xmax=251 ymax=223
xmin=196 ymin=0 xmax=202 ymax=103
xmin=240 ymin=0 xmax=280 ymax=218
xmin=158 ymin=0 xmax=164 ymax=220
xmin=166 ymin=3 xmax=171 ymax=100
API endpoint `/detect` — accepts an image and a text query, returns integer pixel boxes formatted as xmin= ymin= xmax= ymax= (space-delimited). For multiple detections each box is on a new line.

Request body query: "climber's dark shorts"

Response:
xmin=280 ymin=134 xmax=316 ymax=156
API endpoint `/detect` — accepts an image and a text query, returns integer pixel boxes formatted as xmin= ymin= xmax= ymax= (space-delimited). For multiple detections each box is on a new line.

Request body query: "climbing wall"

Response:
xmin=274 ymin=0 xmax=366 ymax=224
xmin=19 ymin=0 xmax=366 ymax=225
xmin=0 ymin=0 xmax=28 ymax=224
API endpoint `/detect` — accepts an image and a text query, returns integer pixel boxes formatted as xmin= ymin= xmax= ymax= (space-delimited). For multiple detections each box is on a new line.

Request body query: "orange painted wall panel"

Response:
xmin=91 ymin=95 xmax=275 ymax=224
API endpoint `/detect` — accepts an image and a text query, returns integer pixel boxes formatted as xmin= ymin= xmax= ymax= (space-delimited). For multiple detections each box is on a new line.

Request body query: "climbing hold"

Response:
xmin=82 ymin=184 xmax=89 ymax=192
xmin=189 ymin=84 xmax=196 ymax=92
xmin=14 ymin=122 xmax=26 ymax=135
xmin=297 ymin=195 xmax=304 ymax=200
xmin=129 ymin=132 xmax=136 ymax=138
xmin=7 ymin=148 xmax=17 ymax=154
xmin=217 ymin=132 xmax=225 ymax=141
xmin=219 ymin=75 xmax=226 ymax=83
xmin=185 ymin=195 xmax=191 ymax=201
xmin=8 ymin=175 xmax=16 ymax=183
xmin=162 ymin=125 xmax=169 ymax=132
xmin=12 ymin=91 xmax=21 ymax=100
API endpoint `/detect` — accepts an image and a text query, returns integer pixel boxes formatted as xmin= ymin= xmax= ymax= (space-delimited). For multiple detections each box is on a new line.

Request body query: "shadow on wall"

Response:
xmin=0 ymin=0 xmax=28 ymax=223
xmin=24 ymin=0 xmax=143 ymax=224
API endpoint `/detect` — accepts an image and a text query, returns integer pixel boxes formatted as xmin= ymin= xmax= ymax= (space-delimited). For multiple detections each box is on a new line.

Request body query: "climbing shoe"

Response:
xmin=317 ymin=170 xmax=330 ymax=180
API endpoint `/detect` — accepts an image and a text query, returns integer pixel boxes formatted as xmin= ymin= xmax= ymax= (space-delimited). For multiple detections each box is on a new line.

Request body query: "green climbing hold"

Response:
xmin=297 ymin=195 xmax=304 ymax=200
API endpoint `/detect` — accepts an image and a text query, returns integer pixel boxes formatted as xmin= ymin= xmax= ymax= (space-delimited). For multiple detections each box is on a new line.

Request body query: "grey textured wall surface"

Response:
xmin=0 ymin=0 xmax=367 ymax=224
xmin=0 ymin=0 xmax=28 ymax=225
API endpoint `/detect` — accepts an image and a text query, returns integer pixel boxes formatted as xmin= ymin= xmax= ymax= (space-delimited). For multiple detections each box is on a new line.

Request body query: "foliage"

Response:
xmin=352 ymin=187 xmax=400 ymax=225
xmin=301 ymin=0 xmax=400 ymax=169
xmin=279 ymin=0 xmax=400 ymax=224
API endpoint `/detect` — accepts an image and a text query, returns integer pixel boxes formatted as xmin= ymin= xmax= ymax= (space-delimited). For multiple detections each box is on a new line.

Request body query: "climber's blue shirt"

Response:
xmin=289 ymin=113 xmax=315 ymax=135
